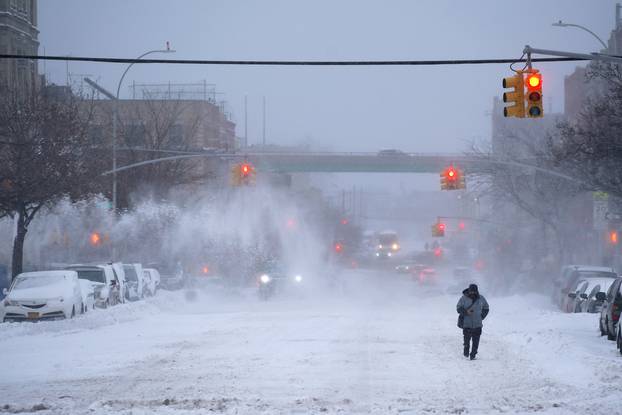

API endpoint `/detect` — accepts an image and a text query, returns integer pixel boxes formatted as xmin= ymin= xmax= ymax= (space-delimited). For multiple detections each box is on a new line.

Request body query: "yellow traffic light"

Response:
xmin=525 ymin=71 xmax=543 ymax=118
xmin=502 ymin=72 xmax=525 ymax=118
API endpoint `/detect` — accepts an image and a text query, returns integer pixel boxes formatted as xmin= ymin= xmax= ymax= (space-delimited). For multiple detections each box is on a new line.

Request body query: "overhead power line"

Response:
xmin=0 ymin=54 xmax=586 ymax=66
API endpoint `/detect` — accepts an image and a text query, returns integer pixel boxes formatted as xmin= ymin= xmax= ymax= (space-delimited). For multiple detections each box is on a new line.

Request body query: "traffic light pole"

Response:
xmin=523 ymin=45 xmax=622 ymax=65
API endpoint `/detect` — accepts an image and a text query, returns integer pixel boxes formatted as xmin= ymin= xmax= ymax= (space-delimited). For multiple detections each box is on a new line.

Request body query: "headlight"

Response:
xmin=294 ymin=275 xmax=303 ymax=283
xmin=387 ymin=252 xmax=392 ymax=257
xmin=4 ymin=299 xmax=18 ymax=307
xmin=378 ymin=244 xmax=383 ymax=249
xmin=392 ymin=243 xmax=399 ymax=250
xmin=260 ymin=274 xmax=271 ymax=284
xmin=375 ymin=252 xmax=380 ymax=257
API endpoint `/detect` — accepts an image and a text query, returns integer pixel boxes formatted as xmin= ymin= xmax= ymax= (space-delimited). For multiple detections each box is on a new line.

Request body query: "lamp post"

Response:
xmin=112 ymin=45 xmax=175 ymax=215
xmin=552 ymin=20 xmax=608 ymax=51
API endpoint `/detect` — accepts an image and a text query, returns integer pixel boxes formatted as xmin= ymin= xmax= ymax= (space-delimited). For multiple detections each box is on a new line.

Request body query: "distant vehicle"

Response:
xmin=414 ymin=267 xmax=437 ymax=285
xmin=78 ymin=279 xmax=95 ymax=313
xmin=576 ymin=278 xmax=614 ymax=313
xmin=2 ymin=270 xmax=83 ymax=322
xmin=66 ymin=264 xmax=120 ymax=308
xmin=377 ymin=149 xmax=407 ymax=157
xmin=123 ymin=264 xmax=144 ymax=301
xmin=395 ymin=262 xmax=425 ymax=274
xmin=142 ymin=268 xmax=161 ymax=297
xmin=558 ymin=266 xmax=616 ymax=311
xmin=256 ymin=264 xmax=304 ymax=301
xmin=599 ymin=276 xmax=622 ymax=340
xmin=375 ymin=231 xmax=400 ymax=259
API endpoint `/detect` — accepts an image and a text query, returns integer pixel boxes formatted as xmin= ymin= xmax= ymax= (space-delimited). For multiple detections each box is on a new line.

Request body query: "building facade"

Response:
xmin=0 ymin=0 xmax=38 ymax=91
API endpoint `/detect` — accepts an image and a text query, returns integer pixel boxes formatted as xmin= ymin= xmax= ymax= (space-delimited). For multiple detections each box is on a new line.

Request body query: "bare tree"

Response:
xmin=0 ymin=87 xmax=99 ymax=278
xmin=94 ymin=96 xmax=210 ymax=208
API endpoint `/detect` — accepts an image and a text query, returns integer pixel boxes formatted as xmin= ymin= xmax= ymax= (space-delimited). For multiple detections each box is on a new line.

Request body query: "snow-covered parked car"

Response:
xmin=143 ymin=268 xmax=160 ymax=297
xmin=123 ymin=263 xmax=144 ymax=301
xmin=66 ymin=264 xmax=122 ymax=308
xmin=559 ymin=266 xmax=616 ymax=312
xmin=111 ymin=262 xmax=127 ymax=303
xmin=2 ymin=270 xmax=83 ymax=322
xmin=78 ymin=279 xmax=95 ymax=313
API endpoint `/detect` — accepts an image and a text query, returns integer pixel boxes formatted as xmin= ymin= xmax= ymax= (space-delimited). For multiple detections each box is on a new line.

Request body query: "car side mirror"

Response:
xmin=580 ymin=293 xmax=588 ymax=300
xmin=2 ymin=288 xmax=7 ymax=295
xmin=595 ymin=292 xmax=607 ymax=301
xmin=568 ymin=292 xmax=577 ymax=299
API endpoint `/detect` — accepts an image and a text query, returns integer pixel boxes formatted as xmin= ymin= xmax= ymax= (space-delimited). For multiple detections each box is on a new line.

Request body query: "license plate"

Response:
xmin=27 ymin=312 xmax=39 ymax=319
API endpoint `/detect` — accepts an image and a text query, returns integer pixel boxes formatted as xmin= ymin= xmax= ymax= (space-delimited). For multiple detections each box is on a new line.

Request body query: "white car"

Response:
xmin=67 ymin=264 xmax=122 ymax=308
xmin=123 ymin=263 xmax=144 ymax=301
xmin=143 ymin=268 xmax=161 ymax=297
xmin=111 ymin=262 xmax=128 ymax=303
xmin=2 ymin=270 xmax=83 ymax=322
xmin=78 ymin=279 xmax=95 ymax=313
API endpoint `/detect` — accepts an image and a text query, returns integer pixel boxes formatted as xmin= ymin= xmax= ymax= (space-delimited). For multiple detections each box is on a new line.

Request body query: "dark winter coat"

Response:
xmin=456 ymin=290 xmax=490 ymax=329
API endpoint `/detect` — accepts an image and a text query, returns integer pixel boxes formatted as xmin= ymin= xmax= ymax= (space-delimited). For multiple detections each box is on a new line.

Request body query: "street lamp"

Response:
xmin=552 ymin=20 xmax=608 ymax=51
xmin=112 ymin=44 xmax=175 ymax=214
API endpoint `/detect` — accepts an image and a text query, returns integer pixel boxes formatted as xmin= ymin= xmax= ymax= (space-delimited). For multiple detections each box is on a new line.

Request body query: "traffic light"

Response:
xmin=334 ymin=242 xmax=343 ymax=253
xmin=431 ymin=222 xmax=445 ymax=237
xmin=440 ymin=165 xmax=466 ymax=190
xmin=502 ymin=72 xmax=525 ymax=118
xmin=230 ymin=162 xmax=256 ymax=186
xmin=89 ymin=232 xmax=101 ymax=246
xmin=610 ymin=230 xmax=618 ymax=244
xmin=459 ymin=221 xmax=465 ymax=231
xmin=525 ymin=71 xmax=543 ymax=118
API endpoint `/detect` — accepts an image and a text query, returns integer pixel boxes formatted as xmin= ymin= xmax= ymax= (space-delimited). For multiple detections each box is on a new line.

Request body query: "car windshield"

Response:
xmin=578 ymin=271 xmax=616 ymax=280
xmin=74 ymin=269 xmax=105 ymax=284
xmin=124 ymin=266 xmax=138 ymax=282
xmin=379 ymin=234 xmax=398 ymax=244
xmin=13 ymin=275 xmax=66 ymax=290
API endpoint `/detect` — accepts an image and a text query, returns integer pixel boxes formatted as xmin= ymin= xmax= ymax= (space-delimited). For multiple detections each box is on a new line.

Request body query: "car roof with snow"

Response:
xmin=571 ymin=265 xmax=615 ymax=273
xmin=17 ymin=270 xmax=77 ymax=279
xmin=579 ymin=278 xmax=616 ymax=291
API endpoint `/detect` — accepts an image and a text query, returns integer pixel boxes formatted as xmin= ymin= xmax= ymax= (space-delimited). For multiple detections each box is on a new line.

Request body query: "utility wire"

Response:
xmin=0 ymin=54 xmax=586 ymax=66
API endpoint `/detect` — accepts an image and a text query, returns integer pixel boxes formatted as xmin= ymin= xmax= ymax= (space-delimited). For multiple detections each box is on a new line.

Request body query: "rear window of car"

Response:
xmin=124 ymin=266 xmax=138 ymax=282
xmin=75 ymin=270 xmax=105 ymax=284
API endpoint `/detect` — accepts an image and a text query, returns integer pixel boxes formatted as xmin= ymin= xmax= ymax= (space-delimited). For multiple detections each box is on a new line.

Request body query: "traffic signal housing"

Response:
xmin=502 ymin=72 xmax=525 ymax=118
xmin=230 ymin=162 xmax=256 ymax=186
xmin=525 ymin=71 xmax=543 ymax=118
xmin=440 ymin=165 xmax=466 ymax=190
xmin=431 ymin=222 xmax=445 ymax=237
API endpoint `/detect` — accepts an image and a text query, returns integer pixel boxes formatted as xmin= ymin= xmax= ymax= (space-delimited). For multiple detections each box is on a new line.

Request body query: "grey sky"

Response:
xmin=39 ymin=1 xmax=617 ymax=154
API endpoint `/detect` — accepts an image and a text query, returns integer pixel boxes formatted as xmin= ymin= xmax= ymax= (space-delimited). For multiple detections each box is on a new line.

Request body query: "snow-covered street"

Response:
xmin=0 ymin=270 xmax=620 ymax=415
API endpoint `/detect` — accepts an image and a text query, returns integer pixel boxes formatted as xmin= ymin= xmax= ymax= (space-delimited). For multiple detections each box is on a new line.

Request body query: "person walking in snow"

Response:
xmin=456 ymin=284 xmax=490 ymax=360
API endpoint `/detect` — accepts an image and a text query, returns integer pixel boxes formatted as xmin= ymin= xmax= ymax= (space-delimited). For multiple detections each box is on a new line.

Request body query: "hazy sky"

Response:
xmin=39 ymin=1 xmax=617 ymax=155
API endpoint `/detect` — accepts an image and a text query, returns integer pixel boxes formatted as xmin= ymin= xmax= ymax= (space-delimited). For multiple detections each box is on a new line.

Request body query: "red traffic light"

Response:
xmin=527 ymin=73 xmax=541 ymax=89
xmin=241 ymin=163 xmax=251 ymax=176
xmin=438 ymin=223 xmax=446 ymax=231
xmin=459 ymin=222 xmax=465 ymax=230
xmin=341 ymin=218 xmax=349 ymax=225
xmin=334 ymin=243 xmax=343 ymax=253
xmin=202 ymin=266 xmax=210 ymax=275
xmin=447 ymin=168 xmax=456 ymax=180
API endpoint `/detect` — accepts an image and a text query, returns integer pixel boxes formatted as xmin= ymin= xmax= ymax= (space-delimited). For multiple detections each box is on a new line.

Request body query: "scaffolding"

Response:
xmin=129 ymin=80 xmax=223 ymax=103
